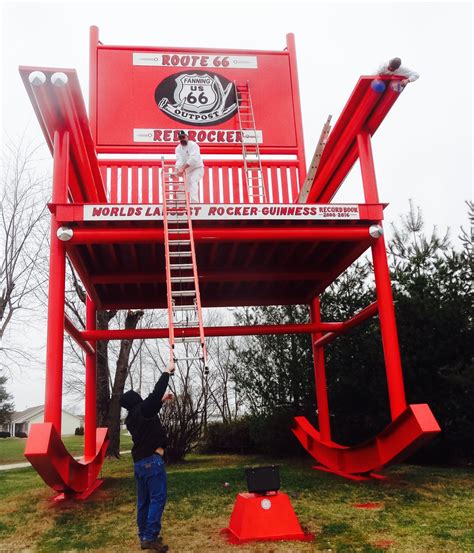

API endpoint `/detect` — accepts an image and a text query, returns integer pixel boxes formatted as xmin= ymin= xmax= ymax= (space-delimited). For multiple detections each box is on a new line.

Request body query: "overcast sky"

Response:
xmin=1 ymin=0 xmax=472 ymax=411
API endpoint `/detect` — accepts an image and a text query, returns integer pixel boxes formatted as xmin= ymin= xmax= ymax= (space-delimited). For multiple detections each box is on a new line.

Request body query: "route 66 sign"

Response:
xmin=155 ymin=70 xmax=237 ymax=126
xmin=175 ymin=74 xmax=217 ymax=113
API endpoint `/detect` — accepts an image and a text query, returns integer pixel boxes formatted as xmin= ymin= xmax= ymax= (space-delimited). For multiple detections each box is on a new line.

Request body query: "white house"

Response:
xmin=1 ymin=405 xmax=83 ymax=437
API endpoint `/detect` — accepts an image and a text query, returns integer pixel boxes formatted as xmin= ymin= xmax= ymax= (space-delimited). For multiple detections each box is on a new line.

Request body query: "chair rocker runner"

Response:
xmin=161 ymin=159 xmax=208 ymax=374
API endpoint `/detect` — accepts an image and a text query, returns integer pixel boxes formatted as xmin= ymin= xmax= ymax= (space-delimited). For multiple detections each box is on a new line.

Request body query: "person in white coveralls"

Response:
xmin=173 ymin=130 xmax=204 ymax=203
xmin=377 ymin=57 xmax=419 ymax=88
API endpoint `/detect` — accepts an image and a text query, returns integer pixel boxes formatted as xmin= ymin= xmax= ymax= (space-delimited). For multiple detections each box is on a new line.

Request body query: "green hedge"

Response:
xmin=203 ymin=409 xmax=308 ymax=457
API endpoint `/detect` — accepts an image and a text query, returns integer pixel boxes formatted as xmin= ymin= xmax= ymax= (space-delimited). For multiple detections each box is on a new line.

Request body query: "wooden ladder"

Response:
xmin=297 ymin=115 xmax=332 ymax=203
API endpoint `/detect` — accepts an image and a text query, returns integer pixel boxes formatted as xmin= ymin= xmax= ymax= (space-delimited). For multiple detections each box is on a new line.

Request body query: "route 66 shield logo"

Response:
xmin=174 ymin=74 xmax=218 ymax=114
xmin=155 ymin=70 xmax=237 ymax=126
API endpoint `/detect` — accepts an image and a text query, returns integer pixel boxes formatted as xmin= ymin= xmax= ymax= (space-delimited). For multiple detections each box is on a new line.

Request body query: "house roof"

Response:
xmin=11 ymin=405 xmax=44 ymax=423
xmin=11 ymin=405 xmax=81 ymax=423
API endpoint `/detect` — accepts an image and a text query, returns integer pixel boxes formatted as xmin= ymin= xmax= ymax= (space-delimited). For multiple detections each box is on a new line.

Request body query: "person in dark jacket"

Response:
xmin=120 ymin=361 xmax=175 ymax=552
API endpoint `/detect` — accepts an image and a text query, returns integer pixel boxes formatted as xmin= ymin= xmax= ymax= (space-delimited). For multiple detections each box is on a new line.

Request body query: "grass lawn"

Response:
xmin=0 ymin=432 xmax=133 ymax=465
xmin=0 ymin=454 xmax=473 ymax=552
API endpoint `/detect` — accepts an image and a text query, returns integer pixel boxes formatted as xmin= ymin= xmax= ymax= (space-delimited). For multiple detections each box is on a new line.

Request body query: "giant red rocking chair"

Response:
xmin=20 ymin=27 xmax=440 ymax=497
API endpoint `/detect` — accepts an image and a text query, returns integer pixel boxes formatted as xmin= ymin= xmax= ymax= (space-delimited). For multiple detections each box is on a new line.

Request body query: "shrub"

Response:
xmin=203 ymin=418 xmax=253 ymax=454
xmin=203 ymin=410 xmax=308 ymax=457
xmin=75 ymin=427 xmax=84 ymax=436
xmin=0 ymin=431 xmax=11 ymax=438
xmin=247 ymin=408 xmax=308 ymax=457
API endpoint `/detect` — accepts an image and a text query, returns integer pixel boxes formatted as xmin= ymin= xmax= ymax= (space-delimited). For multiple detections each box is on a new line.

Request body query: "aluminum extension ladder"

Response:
xmin=161 ymin=159 xmax=208 ymax=373
xmin=234 ymin=81 xmax=267 ymax=203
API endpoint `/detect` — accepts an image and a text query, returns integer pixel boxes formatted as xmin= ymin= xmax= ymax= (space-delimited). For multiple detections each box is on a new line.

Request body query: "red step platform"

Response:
xmin=224 ymin=492 xmax=313 ymax=544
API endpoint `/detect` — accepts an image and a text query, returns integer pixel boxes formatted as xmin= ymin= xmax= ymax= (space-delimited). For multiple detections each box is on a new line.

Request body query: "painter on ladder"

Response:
xmin=173 ymin=130 xmax=204 ymax=202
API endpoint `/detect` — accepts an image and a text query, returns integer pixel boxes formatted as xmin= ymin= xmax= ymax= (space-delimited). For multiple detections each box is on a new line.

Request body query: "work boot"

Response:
xmin=140 ymin=538 xmax=168 ymax=551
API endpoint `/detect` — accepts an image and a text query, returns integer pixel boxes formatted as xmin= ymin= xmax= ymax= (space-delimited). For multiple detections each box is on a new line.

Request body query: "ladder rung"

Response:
xmin=171 ymin=276 xmax=195 ymax=282
xmin=175 ymin=337 xmax=202 ymax=343
xmin=174 ymin=356 xmax=205 ymax=362
xmin=171 ymin=264 xmax=193 ymax=269
xmin=169 ymin=251 xmax=192 ymax=257
xmin=172 ymin=290 xmax=196 ymax=296
xmin=169 ymin=239 xmax=190 ymax=244
xmin=168 ymin=229 xmax=189 ymax=234
xmin=173 ymin=321 xmax=199 ymax=327
xmin=173 ymin=305 xmax=197 ymax=311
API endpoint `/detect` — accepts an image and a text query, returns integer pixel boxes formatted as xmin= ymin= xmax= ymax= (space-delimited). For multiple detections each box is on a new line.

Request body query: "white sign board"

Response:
xmin=83 ymin=204 xmax=361 ymax=221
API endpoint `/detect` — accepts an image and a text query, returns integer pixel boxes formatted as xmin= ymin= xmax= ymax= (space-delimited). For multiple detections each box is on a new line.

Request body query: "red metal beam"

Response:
xmin=96 ymin=145 xmax=299 ymax=156
xmin=357 ymin=131 xmax=379 ymax=203
xmin=316 ymin=142 xmax=358 ymax=203
xmin=305 ymin=239 xmax=375 ymax=300
xmin=313 ymin=301 xmax=379 ymax=348
xmin=372 ymin=235 xmax=407 ymax=419
xmin=90 ymin=269 xmax=327 ymax=284
xmin=307 ymin=84 xmax=382 ymax=203
xmin=54 ymin=84 xmax=101 ymax=202
xmin=310 ymin=297 xmax=331 ymax=442
xmin=305 ymin=77 xmax=405 ymax=204
xmin=66 ymin=247 xmax=102 ymax=309
xmin=286 ymin=33 xmax=307 ymax=185
xmin=89 ymin=26 xmax=99 ymax=143
xmin=64 ymin=315 xmax=95 ymax=356
xmin=84 ymin=297 xmax=97 ymax=459
xmin=81 ymin=321 xmax=344 ymax=341
xmin=317 ymin=86 xmax=402 ymax=205
xmin=68 ymin=226 xmax=372 ymax=245
xmin=44 ymin=132 xmax=68 ymax=434
xmin=98 ymin=158 xmax=300 ymax=168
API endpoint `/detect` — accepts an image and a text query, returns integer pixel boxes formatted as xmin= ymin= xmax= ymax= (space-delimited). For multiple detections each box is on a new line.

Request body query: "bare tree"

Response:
xmin=138 ymin=309 xmax=243 ymax=461
xmin=61 ymin=267 xmax=147 ymax=456
xmin=62 ymin=273 xmax=241 ymax=461
xmin=0 ymin=140 xmax=49 ymax=362
xmin=207 ymin=334 xmax=242 ymax=423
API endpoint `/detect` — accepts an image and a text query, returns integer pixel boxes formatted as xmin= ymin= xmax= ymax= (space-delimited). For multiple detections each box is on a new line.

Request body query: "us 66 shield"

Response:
xmin=155 ymin=70 xmax=237 ymax=126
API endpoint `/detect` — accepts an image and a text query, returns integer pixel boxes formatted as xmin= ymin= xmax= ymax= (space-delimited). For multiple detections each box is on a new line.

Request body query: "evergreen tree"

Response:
xmin=228 ymin=203 xmax=473 ymax=463
xmin=231 ymin=305 xmax=313 ymax=416
xmin=389 ymin=202 xmax=473 ymax=463
xmin=0 ymin=373 xmax=14 ymax=426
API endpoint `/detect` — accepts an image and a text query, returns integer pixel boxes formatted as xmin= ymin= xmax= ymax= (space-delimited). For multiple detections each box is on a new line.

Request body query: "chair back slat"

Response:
xmin=97 ymin=160 xmax=300 ymax=204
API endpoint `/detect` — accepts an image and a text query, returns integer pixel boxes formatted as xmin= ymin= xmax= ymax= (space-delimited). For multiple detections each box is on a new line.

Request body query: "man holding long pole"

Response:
xmin=120 ymin=361 xmax=175 ymax=551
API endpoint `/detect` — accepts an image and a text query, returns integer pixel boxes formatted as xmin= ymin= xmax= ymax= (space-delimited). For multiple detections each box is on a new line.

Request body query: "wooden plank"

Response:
xmin=298 ymin=115 xmax=332 ymax=203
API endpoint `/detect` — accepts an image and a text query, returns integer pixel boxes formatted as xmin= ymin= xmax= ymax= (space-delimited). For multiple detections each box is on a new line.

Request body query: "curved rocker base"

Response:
xmin=24 ymin=422 xmax=109 ymax=495
xmin=292 ymin=404 xmax=440 ymax=476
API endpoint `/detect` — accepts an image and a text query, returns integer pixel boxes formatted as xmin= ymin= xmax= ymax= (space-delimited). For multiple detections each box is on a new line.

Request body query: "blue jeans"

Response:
xmin=134 ymin=454 xmax=167 ymax=542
